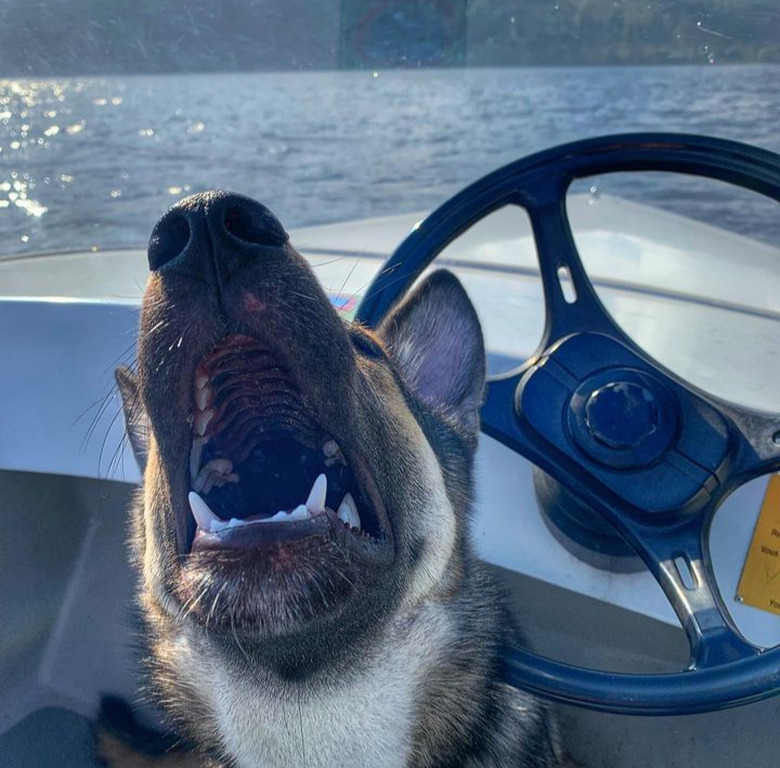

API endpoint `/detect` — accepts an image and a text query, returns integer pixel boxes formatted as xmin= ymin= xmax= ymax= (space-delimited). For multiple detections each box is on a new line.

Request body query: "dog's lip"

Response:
xmin=189 ymin=507 xmax=386 ymax=556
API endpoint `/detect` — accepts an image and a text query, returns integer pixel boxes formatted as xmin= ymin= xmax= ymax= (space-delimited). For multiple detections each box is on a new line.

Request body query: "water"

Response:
xmin=0 ymin=65 xmax=778 ymax=258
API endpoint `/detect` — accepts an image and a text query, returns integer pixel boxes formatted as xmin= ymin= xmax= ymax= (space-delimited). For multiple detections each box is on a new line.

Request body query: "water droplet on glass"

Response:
xmin=588 ymin=184 xmax=601 ymax=205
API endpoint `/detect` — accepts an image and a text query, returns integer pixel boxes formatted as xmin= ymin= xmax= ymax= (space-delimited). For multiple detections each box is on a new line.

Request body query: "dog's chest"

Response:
xmin=212 ymin=665 xmax=417 ymax=768
xmin=196 ymin=606 xmax=452 ymax=768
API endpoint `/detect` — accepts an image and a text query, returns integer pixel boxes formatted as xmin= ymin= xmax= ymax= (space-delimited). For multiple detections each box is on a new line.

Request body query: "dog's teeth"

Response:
xmin=195 ymin=408 xmax=215 ymax=436
xmin=305 ymin=473 xmax=327 ymax=514
xmin=189 ymin=437 xmax=207 ymax=480
xmin=188 ymin=491 xmax=222 ymax=532
xmin=195 ymin=373 xmax=210 ymax=390
xmin=195 ymin=408 xmax=214 ymax=437
xmin=201 ymin=472 xmax=218 ymax=495
xmin=195 ymin=386 xmax=211 ymax=411
xmin=337 ymin=493 xmax=361 ymax=530
xmin=289 ymin=504 xmax=310 ymax=521
xmin=323 ymin=439 xmax=345 ymax=467
xmin=268 ymin=510 xmax=288 ymax=522
xmin=322 ymin=440 xmax=339 ymax=458
xmin=194 ymin=459 xmax=233 ymax=493
xmin=209 ymin=458 xmax=233 ymax=474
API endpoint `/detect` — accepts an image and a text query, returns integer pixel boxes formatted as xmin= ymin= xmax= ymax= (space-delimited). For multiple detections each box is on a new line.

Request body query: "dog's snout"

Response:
xmin=147 ymin=191 xmax=289 ymax=274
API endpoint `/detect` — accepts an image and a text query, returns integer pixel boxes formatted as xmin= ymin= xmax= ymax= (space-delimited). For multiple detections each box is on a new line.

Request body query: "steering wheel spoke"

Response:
xmin=722 ymin=405 xmax=780 ymax=488
xmin=616 ymin=516 xmax=761 ymax=669
xmin=523 ymin=194 xmax=627 ymax=346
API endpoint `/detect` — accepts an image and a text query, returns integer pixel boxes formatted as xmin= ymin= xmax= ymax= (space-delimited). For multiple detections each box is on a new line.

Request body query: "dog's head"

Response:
xmin=119 ymin=191 xmax=485 ymax=669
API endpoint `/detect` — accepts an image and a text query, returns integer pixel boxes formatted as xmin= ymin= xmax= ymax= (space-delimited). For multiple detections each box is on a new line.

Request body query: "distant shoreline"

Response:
xmin=3 ymin=60 xmax=779 ymax=81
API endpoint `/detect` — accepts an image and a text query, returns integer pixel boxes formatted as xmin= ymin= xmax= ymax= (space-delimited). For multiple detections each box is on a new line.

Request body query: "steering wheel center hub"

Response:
xmin=569 ymin=369 xmax=678 ymax=469
xmin=586 ymin=381 xmax=658 ymax=449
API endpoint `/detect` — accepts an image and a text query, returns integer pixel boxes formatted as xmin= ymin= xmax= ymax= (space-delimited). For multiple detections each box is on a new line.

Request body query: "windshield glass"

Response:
xmin=0 ymin=1 xmax=778 ymax=257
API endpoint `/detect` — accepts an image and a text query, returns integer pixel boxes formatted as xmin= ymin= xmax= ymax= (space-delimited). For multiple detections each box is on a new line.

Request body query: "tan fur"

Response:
xmin=97 ymin=730 xmax=208 ymax=767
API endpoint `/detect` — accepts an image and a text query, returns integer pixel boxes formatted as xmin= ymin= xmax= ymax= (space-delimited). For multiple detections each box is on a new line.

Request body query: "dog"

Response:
xmin=103 ymin=191 xmax=565 ymax=767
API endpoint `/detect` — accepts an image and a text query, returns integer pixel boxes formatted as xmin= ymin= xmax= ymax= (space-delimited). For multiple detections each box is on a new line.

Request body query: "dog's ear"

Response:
xmin=115 ymin=366 xmax=149 ymax=473
xmin=378 ymin=269 xmax=486 ymax=436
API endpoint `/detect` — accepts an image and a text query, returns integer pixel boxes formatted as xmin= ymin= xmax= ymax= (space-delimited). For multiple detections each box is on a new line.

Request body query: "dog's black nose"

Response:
xmin=147 ymin=191 xmax=289 ymax=272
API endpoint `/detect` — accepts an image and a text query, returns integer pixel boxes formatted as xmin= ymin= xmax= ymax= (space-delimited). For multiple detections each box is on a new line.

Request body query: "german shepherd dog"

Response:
xmin=104 ymin=191 xmax=564 ymax=767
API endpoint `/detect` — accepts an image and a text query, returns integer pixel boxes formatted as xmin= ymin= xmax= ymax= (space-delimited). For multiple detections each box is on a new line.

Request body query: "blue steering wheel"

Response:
xmin=356 ymin=133 xmax=780 ymax=715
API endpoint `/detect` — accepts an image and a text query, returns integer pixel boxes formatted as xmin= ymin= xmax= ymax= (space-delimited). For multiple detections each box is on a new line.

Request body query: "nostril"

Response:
xmin=148 ymin=213 xmax=191 ymax=271
xmin=223 ymin=204 xmax=288 ymax=248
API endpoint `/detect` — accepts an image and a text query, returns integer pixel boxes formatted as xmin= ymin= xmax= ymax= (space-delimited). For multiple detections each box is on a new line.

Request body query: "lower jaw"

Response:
xmin=176 ymin=544 xmax=363 ymax=639
xmin=190 ymin=508 xmax=336 ymax=551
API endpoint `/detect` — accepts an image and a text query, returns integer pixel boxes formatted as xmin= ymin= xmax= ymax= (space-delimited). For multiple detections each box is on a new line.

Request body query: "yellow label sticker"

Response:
xmin=737 ymin=475 xmax=780 ymax=616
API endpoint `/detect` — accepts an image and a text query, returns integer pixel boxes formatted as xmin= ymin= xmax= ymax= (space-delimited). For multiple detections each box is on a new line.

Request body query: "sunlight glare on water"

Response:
xmin=0 ymin=66 xmax=778 ymax=257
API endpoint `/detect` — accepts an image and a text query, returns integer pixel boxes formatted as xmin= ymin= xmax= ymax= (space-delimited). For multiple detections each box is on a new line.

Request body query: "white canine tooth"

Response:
xmin=195 ymin=373 xmax=210 ymax=390
xmin=337 ymin=493 xmax=361 ymax=530
xmin=195 ymin=408 xmax=214 ymax=437
xmin=305 ymin=473 xmax=327 ymax=514
xmin=195 ymin=386 xmax=211 ymax=411
xmin=188 ymin=491 xmax=222 ymax=533
xmin=289 ymin=504 xmax=310 ymax=521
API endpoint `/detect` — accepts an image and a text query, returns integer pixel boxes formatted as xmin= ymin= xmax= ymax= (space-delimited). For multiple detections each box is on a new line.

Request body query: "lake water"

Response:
xmin=0 ymin=65 xmax=778 ymax=258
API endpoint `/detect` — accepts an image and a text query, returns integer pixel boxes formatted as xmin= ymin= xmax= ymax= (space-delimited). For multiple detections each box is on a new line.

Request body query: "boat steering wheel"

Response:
xmin=356 ymin=133 xmax=780 ymax=715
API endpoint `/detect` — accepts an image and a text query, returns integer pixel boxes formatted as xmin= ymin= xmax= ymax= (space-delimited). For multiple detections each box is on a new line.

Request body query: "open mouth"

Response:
xmin=185 ymin=334 xmax=384 ymax=552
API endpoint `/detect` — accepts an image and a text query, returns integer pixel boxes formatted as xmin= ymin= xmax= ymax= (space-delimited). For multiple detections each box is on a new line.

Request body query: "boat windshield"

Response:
xmin=0 ymin=1 xmax=777 ymax=259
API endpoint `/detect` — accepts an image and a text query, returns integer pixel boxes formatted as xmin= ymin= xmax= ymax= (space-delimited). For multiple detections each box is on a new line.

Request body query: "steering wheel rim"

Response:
xmin=356 ymin=133 xmax=780 ymax=715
